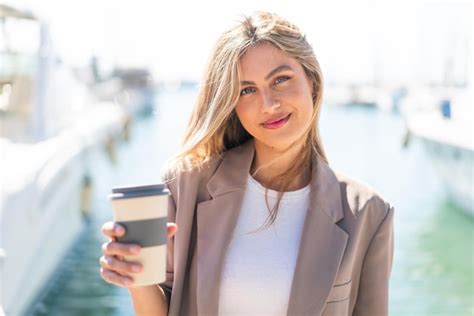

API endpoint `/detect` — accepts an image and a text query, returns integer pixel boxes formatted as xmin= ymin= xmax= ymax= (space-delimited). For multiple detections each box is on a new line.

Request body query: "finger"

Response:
xmin=101 ymin=222 xmax=126 ymax=238
xmin=99 ymin=255 xmax=143 ymax=275
xmin=102 ymin=241 xmax=141 ymax=257
xmin=167 ymin=222 xmax=178 ymax=239
xmin=100 ymin=267 xmax=134 ymax=287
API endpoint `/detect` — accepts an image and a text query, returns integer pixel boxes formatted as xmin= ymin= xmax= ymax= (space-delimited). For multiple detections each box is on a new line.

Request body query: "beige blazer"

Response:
xmin=159 ymin=139 xmax=394 ymax=316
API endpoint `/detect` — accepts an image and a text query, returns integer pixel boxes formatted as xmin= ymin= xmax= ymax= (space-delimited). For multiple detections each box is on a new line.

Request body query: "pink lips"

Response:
xmin=262 ymin=114 xmax=291 ymax=129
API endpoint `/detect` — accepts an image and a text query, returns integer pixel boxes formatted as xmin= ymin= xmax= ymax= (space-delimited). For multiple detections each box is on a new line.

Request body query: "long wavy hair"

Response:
xmin=168 ymin=11 xmax=327 ymax=231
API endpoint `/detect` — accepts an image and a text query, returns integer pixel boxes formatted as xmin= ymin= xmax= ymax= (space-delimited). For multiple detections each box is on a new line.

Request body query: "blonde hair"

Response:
xmin=169 ymin=11 xmax=327 ymax=231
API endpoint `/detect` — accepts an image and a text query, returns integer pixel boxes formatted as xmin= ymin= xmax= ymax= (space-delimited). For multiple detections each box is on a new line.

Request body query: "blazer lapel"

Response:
xmin=196 ymin=140 xmax=255 ymax=316
xmin=286 ymin=154 xmax=349 ymax=316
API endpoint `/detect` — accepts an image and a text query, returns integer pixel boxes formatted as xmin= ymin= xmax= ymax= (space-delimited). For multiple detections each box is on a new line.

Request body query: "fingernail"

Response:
xmin=130 ymin=246 xmax=141 ymax=254
xmin=125 ymin=279 xmax=133 ymax=286
xmin=115 ymin=225 xmax=125 ymax=235
xmin=132 ymin=265 xmax=141 ymax=272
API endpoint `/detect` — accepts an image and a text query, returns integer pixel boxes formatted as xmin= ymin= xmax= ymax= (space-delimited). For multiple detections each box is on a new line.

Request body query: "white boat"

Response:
xmin=80 ymin=58 xmax=157 ymax=118
xmin=403 ymin=88 xmax=473 ymax=216
xmin=323 ymin=83 xmax=406 ymax=112
xmin=0 ymin=5 xmax=129 ymax=314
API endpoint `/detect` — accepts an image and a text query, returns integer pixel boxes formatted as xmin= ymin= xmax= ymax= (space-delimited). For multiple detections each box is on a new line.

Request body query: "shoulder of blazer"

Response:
xmin=334 ymin=171 xmax=393 ymax=226
xmin=160 ymin=153 xmax=224 ymax=182
xmin=159 ymin=151 xmax=227 ymax=203
xmin=159 ymin=141 xmax=254 ymax=192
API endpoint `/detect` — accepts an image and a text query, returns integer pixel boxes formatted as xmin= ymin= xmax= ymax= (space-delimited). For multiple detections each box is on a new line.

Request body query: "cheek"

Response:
xmin=298 ymin=81 xmax=314 ymax=107
xmin=235 ymin=104 xmax=255 ymax=131
xmin=287 ymin=86 xmax=313 ymax=114
xmin=290 ymin=91 xmax=314 ymax=128
xmin=284 ymin=80 xmax=313 ymax=104
xmin=301 ymin=103 xmax=314 ymax=125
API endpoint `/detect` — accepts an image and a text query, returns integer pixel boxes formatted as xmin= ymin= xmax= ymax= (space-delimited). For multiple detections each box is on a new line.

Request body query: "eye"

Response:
xmin=240 ymin=86 xmax=256 ymax=96
xmin=274 ymin=76 xmax=290 ymax=84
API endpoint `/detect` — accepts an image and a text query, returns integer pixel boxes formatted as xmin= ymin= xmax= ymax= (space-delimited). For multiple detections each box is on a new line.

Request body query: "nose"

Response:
xmin=260 ymin=89 xmax=280 ymax=113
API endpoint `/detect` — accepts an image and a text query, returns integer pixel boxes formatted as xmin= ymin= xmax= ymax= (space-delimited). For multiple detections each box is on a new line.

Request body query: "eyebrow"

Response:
xmin=240 ymin=64 xmax=294 ymax=86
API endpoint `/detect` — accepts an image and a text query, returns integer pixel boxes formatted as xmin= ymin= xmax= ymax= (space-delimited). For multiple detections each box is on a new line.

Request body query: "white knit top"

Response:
xmin=218 ymin=175 xmax=310 ymax=315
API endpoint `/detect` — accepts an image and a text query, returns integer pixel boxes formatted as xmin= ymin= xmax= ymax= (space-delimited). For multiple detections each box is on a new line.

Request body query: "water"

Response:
xmin=31 ymin=86 xmax=473 ymax=315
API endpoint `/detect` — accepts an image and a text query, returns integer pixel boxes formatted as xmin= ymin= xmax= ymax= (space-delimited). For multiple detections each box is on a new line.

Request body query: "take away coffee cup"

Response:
xmin=108 ymin=183 xmax=170 ymax=287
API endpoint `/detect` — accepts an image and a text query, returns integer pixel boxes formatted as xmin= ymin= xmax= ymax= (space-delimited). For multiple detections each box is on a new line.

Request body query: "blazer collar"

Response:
xmin=206 ymin=138 xmax=344 ymax=223
xmin=206 ymin=139 xmax=255 ymax=197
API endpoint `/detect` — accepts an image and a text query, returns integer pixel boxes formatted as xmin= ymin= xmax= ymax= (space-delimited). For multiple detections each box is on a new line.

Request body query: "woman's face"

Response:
xmin=235 ymin=42 xmax=314 ymax=152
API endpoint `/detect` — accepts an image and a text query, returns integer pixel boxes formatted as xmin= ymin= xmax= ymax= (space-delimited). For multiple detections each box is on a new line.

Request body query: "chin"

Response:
xmin=255 ymin=137 xmax=298 ymax=152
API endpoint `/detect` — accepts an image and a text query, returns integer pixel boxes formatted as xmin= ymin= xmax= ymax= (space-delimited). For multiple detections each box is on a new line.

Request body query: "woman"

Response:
xmin=100 ymin=11 xmax=394 ymax=316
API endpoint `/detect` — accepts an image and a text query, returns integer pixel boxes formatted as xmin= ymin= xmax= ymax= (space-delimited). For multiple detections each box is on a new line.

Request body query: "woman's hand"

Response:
xmin=99 ymin=221 xmax=178 ymax=288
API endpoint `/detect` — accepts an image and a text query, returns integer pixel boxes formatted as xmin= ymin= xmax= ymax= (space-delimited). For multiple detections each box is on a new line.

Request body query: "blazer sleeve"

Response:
xmin=353 ymin=204 xmax=395 ymax=316
xmin=158 ymin=182 xmax=177 ymax=314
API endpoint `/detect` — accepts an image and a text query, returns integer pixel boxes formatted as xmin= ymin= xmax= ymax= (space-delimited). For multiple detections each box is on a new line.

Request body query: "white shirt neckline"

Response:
xmin=247 ymin=174 xmax=310 ymax=200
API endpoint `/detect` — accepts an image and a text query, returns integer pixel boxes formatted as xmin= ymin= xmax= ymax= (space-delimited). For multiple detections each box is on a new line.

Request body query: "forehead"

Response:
xmin=239 ymin=42 xmax=300 ymax=77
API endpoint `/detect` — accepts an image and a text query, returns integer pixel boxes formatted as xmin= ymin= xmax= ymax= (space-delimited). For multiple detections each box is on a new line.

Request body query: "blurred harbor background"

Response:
xmin=0 ymin=0 xmax=472 ymax=315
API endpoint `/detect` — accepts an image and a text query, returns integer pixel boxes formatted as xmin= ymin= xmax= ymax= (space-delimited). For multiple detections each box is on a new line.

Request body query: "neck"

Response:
xmin=251 ymin=140 xmax=311 ymax=191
